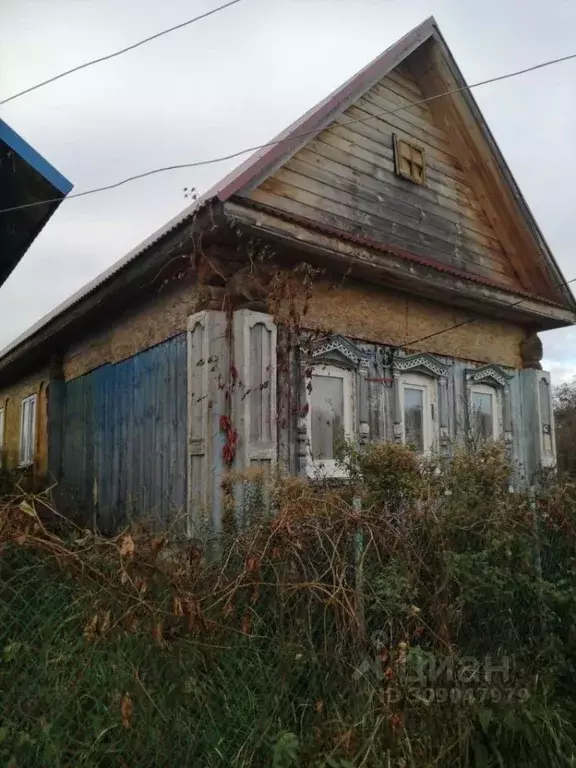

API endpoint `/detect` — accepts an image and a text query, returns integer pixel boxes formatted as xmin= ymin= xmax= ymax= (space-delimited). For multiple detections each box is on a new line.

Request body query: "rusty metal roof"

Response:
xmin=0 ymin=14 xmax=573 ymax=363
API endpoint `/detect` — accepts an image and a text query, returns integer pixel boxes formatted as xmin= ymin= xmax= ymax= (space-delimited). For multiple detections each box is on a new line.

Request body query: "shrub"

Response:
xmin=0 ymin=452 xmax=576 ymax=766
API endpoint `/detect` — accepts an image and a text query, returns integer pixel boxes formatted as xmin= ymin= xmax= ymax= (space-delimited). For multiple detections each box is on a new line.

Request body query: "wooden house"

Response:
xmin=0 ymin=17 xmax=573 ymax=532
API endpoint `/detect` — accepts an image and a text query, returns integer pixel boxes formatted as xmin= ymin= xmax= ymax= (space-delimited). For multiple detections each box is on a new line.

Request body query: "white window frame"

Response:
xmin=469 ymin=383 xmax=500 ymax=442
xmin=19 ymin=394 xmax=37 ymax=467
xmin=399 ymin=372 xmax=436 ymax=454
xmin=305 ymin=364 xmax=354 ymax=478
xmin=0 ymin=404 xmax=5 ymax=468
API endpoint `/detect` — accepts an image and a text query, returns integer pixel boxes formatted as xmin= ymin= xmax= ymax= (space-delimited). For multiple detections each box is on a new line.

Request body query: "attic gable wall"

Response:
xmin=246 ymin=60 xmax=527 ymax=292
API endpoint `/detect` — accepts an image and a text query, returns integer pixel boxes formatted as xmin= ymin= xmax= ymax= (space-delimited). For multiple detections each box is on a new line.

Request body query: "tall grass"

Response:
xmin=1 ymin=443 xmax=576 ymax=766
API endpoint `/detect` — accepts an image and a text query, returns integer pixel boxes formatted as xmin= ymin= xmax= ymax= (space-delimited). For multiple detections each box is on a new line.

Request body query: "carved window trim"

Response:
xmin=465 ymin=364 xmax=511 ymax=390
xmin=391 ymin=352 xmax=450 ymax=452
xmin=394 ymin=352 xmax=450 ymax=379
xmin=304 ymin=363 xmax=355 ymax=479
xmin=468 ymin=382 xmax=501 ymax=442
xmin=309 ymin=334 xmax=368 ymax=370
xmin=399 ymin=372 xmax=436 ymax=453
xmin=465 ymin=365 xmax=512 ymax=445
xmin=298 ymin=335 xmax=371 ymax=477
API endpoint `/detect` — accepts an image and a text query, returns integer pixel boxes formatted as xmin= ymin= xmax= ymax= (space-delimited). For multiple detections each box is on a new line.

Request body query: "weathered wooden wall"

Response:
xmin=0 ymin=367 xmax=50 ymax=475
xmin=55 ymin=335 xmax=187 ymax=532
xmin=248 ymin=62 xmax=523 ymax=292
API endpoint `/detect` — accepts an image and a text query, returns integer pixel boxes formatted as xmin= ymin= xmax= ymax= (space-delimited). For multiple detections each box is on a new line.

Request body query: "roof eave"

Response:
xmin=0 ymin=200 xmax=223 ymax=379
xmin=0 ymin=120 xmax=72 ymax=195
xmin=224 ymin=199 xmax=576 ymax=331
xmin=427 ymin=27 xmax=576 ymax=312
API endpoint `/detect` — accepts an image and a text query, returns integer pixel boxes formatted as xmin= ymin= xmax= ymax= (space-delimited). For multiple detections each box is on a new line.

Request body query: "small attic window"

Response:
xmin=393 ymin=134 xmax=426 ymax=185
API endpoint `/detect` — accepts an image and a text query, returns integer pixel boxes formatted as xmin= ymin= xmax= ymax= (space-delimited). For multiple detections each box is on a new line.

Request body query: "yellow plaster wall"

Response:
xmin=64 ymin=279 xmax=200 ymax=381
xmin=0 ymin=368 xmax=50 ymax=475
xmin=304 ymin=281 xmax=524 ymax=368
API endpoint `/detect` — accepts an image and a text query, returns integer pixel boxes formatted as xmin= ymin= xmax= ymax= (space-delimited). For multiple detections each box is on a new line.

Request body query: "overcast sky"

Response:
xmin=2 ymin=0 xmax=576 ymax=380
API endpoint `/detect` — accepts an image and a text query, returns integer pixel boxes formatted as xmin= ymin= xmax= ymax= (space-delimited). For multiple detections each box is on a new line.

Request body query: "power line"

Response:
xmin=0 ymin=0 xmax=243 ymax=107
xmin=2 ymin=47 xmax=576 ymax=216
xmin=400 ymin=275 xmax=576 ymax=352
xmin=4 ymin=48 xmax=576 ymax=215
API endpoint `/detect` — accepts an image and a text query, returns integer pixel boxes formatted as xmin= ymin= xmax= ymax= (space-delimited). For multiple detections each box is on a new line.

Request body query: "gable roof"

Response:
xmin=0 ymin=16 xmax=573 ymax=366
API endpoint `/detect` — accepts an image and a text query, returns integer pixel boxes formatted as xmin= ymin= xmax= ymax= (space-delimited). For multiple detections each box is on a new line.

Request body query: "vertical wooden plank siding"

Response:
xmin=60 ymin=334 xmax=187 ymax=531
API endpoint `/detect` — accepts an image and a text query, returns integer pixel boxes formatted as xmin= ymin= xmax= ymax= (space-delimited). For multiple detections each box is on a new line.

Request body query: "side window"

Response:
xmin=469 ymin=383 xmax=499 ymax=443
xmin=20 ymin=394 xmax=37 ymax=466
xmin=399 ymin=372 xmax=437 ymax=453
xmin=306 ymin=364 xmax=354 ymax=477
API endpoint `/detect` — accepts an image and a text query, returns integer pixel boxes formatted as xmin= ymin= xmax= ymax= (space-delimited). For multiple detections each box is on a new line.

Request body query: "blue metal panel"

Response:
xmin=61 ymin=374 xmax=95 ymax=520
xmin=0 ymin=119 xmax=72 ymax=194
xmin=60 ymin=335 xmax=188 ymax=532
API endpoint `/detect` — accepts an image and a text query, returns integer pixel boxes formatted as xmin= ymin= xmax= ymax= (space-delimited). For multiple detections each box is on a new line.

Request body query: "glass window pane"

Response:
xmin=404 ymin=387 xmax=424 ymax=452
xmin=471 ymin=391 xmax=494 ymax=440
xmin=311 ymin=375 xmax=344 ymax=460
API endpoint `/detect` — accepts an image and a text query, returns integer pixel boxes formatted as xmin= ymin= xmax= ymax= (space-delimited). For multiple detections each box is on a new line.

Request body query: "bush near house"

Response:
xmin=1 ymin=445 xmax=576 ymax=767
xmin=555 ymin=376 xmax=576 ymax=478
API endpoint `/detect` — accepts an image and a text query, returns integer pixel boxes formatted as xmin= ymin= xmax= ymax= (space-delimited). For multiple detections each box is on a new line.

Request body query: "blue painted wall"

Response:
xmin=59 ymin=334 xmax=187 ymax=532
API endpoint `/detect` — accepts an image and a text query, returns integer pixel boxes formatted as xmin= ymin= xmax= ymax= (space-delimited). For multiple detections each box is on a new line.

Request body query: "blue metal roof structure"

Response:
xmin=0 ymin=118 xmax=73 ymax=286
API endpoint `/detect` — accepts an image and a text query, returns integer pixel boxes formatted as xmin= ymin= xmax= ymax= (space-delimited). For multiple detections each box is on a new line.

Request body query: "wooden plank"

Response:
xmin=316 ymin=129 xmax=482 ymax=217
xmin=281 ymin=157 xmax=506 ymax=259
xmin=333 ymin=109 xmax=470 ymax=189
xmin=267 ymin=167 xmax=515 ymax=278
xmin=386 ymin=68 xmax=423 ymax=99
xmin=286 ymin=151 xmax=509 ymax=254
xmin=408 ymin=45 xmax=547 ymax=295
xmin=356 ymin=92 xmax=453 ymax=153
xmin=228 ymin=199 xmax=576 ymax=330
xmin=327 ymin=119 xmax=477 ymax=200
xmin=373 ymin=78 xmax=435 ymax=120
xmin=299 ymin=143 xmax=497 ymax=241
xmin=310 ymin=134 xmax=484 ymax=221
xmin=252 ymin=182 xmax=518 ymax=286
xmin=396 ymin=63 xmax=420 ymax=83
xmin=346 ymin=98 xmax=460 ymax=166
xmin=363 ymin=86 xmax=447 ymax=141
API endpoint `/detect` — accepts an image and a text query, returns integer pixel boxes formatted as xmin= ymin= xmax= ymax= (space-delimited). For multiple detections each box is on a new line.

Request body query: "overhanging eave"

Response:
xmin=224 ymin=200 xmax=576 ymax=332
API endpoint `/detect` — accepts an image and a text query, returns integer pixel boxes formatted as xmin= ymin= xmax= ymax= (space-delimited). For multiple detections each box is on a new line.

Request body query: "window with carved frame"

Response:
xmin=399 ymin=372 xmax=437 ymax=453
xmin=469 ymin=383 xmax=500 ymax=442
xmin=306 ymin=363 xmax=355 ymax=478
xmin=302 ymin=335 xmax=370 ymax=479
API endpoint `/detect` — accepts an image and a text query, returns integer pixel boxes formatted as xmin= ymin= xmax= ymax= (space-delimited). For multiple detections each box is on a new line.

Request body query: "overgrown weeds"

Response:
xmin=1 ymin=444 xmax=576 ymax=766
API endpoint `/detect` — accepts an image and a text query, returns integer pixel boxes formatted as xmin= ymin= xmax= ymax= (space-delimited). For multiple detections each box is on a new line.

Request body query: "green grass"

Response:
xmin=2 ymin=444 xmax=576 ymax=766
